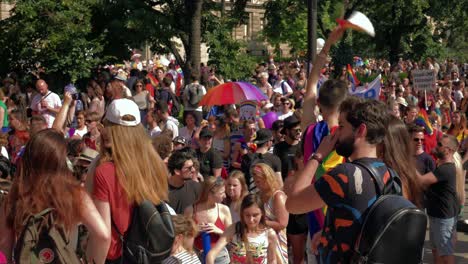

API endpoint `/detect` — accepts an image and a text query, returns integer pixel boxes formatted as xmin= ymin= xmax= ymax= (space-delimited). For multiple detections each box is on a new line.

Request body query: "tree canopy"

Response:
xmin=262 ymin=0 xmax=468 ymax=64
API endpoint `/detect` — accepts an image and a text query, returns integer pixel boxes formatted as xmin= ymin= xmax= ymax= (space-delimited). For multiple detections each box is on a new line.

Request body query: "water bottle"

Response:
xmin=201 ymin=231 xmax=211 ymax=263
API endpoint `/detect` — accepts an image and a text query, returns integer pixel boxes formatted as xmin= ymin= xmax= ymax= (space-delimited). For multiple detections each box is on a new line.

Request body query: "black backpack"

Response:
xmin=157 ymin=89 xmax=181 ymax=118
xmin=185 ymin=84 xmax=203 ymax=108
xmin=112 ymin=201 xmax=175 ymax=264
xmin=241 ymin=152 xmax=268 ymax=192
xmin=351 ymin=160 xmax=427 ymax=264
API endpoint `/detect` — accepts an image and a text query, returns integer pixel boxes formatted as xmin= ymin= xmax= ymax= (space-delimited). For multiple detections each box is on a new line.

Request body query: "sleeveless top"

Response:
xmin=229 ymin=226 xmax=270 ymax=264
xmin=194 ymin=203 xmax=226 ymax=250
xmin=264 ymin=190 xmax=288 ymax=264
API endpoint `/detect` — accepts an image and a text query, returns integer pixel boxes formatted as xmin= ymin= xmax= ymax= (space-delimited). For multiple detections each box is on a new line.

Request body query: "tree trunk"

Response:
xmin=188 ymin=0 xmax=203 ymax=80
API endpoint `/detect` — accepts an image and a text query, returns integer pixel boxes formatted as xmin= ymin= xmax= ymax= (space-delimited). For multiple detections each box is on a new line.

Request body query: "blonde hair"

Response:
xmin=196 ymin=176 xmax=225 ymax=205
xmin=101 ymin=119 xmax=168 ymax=204
xmin=251 ymin=163 xmax=281 ymax=196
xmin=172 ymin=215 xmax=198 ymax=237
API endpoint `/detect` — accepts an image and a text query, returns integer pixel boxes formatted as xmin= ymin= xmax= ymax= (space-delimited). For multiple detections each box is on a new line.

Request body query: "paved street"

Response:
xmin=423 ymin=180 xmax=468 ymax=264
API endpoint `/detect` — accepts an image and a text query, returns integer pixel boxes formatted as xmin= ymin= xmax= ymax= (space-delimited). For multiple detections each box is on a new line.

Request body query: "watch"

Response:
xmin=308 ymin=153 xmax=323 ymax=163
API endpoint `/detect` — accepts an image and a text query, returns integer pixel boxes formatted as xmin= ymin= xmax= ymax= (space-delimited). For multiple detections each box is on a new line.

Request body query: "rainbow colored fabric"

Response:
xmin=303 ymin=121 xmax=345 ymax=236
xmin=415 ymin=108 xmax=433 ymax=135
xmin=347 ymin=64 xmax=360 ymax=92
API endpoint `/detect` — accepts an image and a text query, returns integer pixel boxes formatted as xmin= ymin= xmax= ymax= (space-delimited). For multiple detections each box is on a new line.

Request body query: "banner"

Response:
xmin=349 ymin=74 xmax=381 ymax=100
xmin=412 ymin=69 xmax=436 ymax=90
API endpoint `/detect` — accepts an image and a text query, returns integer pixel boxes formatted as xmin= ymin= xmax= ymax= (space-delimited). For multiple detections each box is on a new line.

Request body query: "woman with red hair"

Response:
xmin=0 ymin=129 xmax=110 ymax=263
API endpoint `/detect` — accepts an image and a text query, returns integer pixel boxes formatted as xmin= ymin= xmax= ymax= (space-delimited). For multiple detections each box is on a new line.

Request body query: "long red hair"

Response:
xmin=5 ymin=129 xmax=83 ymax=234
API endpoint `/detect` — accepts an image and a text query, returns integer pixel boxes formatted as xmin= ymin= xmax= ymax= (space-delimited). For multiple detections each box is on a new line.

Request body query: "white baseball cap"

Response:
xmin=105 ymin=99 xmax=141 ymax=126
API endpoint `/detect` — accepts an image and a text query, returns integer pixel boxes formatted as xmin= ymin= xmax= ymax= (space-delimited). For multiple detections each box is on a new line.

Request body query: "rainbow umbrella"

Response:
xmin=199 ymin=82 xmax=268 ymax=106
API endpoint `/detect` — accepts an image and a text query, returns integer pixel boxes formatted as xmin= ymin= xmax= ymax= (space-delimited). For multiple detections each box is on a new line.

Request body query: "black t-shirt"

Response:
xmin=274 ymin=141 xmax=299 ymax=181
xmin=415 ymin=152 xmax=436 ymax=175
xmin=168 ymin=180 xmax=201 ymax=214
xmin=426 ymin=163 xmax=459 ymax=218
xmin=315 ymin=158 xmax=388 ymax=263
xmin=196 ymin=148 xmax=223 ymax=178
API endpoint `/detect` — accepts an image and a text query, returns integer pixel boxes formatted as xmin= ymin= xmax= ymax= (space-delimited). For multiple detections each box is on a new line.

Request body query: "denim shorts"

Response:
xmin=429 ymin=216 xmax=457 ymax=256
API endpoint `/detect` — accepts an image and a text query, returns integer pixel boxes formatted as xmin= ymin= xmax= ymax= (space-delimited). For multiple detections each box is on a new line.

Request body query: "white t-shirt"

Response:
xmin=30 ymin=91 xmax=62 ymax=128
xmin=73 ymin=127 xmax=88 ymax=138
xmin=277 ymin=111 xmax=293 ymax=121
xmin=273 ymin=80 xmax=292 ymax=95
xmin=149 ymin=126 xmax=162 ymax=138
xmin=161 ymin=118 xmax=179 ymax=139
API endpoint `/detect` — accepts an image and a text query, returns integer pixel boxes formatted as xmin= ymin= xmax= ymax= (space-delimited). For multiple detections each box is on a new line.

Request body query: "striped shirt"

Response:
xmin=162 ymin=251 xmax=201 ymax=264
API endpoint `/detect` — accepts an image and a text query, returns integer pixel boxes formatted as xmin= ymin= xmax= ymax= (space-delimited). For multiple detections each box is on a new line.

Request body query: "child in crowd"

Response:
xmin=206 ymin=194 xmax=279 ymax=264
xmin=163 ymin=215 xmax=201 ymax=264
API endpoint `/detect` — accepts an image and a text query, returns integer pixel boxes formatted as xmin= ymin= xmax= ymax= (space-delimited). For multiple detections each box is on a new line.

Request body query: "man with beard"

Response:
xmin=419 ymin=134 xmax=460 ymax=264
xmin=286 ymin=97 xmax=392 ymax=263
xmin=274 ymin=115 xmax=308 ymax=264
xmin=167 ymin=149 xmax=201 ymax=214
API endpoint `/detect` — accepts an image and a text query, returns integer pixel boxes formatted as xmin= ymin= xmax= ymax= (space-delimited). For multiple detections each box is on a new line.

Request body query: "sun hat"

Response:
xmin=105 ymin=98 xmax=141 ymax=126
xmin=114 ymin=70 xmax=128 ymax=81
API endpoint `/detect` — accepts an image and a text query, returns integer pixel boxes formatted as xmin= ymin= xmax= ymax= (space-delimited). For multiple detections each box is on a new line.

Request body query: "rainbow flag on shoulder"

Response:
xmin=303 ymin=121 xmax=345 ymax=236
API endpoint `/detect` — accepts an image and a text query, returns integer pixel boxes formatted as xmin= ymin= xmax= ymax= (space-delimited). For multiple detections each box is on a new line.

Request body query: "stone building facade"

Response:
xmin=226 ymin=0 xmax=290 ymax=57
xmin=0 ymin=1 xmax=14 ymax=20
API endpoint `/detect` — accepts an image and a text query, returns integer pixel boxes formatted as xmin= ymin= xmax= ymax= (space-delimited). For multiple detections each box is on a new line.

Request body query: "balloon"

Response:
xmin=337 ymin=11 xmax=375 ymax=37
xmin=262 ymin=111 xmax=278 ymax=129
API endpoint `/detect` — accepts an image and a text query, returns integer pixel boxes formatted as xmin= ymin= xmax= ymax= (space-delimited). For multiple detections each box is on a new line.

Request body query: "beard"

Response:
xmin=433 ymin=149 xmax=445 ymax=160
xmin=336 ymin=135 xmax=355 ymax=158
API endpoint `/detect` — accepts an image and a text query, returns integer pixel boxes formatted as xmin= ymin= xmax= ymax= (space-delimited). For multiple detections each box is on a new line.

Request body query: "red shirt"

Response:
xmin=92 ymin=162 xmax=133 ymax=260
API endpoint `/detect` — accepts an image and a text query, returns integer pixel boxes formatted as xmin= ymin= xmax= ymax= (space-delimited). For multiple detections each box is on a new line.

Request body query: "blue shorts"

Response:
xmin=429 ymin=216 xmax=456 ymax=256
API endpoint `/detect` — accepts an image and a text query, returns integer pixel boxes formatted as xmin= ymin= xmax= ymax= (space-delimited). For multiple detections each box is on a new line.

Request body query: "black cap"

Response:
xmin=199 ymin=128 xmax=213 ymax=138
xmin=281 ymin=115 xmax=300 ymax=134
xmin=271 ymin=120 xmax=284 ymax=132
xmin=254 ymin=129 xmax=272 ymax=145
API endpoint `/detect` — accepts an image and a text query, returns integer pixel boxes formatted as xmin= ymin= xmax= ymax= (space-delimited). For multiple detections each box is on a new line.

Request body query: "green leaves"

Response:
xmin=0 ymin=0 xmax=104 ymax=83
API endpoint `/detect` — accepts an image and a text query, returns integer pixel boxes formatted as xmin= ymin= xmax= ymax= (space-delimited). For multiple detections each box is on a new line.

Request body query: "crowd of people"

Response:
xmin=0 ymin=26 xmax=467 ymax=264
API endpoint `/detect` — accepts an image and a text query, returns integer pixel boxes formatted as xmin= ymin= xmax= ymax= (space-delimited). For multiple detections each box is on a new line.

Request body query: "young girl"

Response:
xmin=207 ymin=194 xmax=279 ymax=264
xmin=163 ymin=215 xmax=201 ymax=264
xmin=225 ymin=170 xmax=248 ymax=223
xmin=185 ymin=177 xmax=232 ymax=264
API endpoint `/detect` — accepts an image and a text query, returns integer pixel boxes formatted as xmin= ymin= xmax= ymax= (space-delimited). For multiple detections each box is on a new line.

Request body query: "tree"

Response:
xmin=206 ymin=19 xmax=257 ymax=81
xmin=90 ymin=0 xmax=249 ymax=81
xmin=263 ymin=0 xmax=465 ymax=65
xmin=0 ymin=0 xmax=104 ymax=86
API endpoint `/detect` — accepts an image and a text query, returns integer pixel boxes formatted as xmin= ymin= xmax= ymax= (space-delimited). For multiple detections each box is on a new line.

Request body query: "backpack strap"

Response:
xmin=352 ymin=160 xmax=385 ymax=196
xmin=352 ymin=160 xmax=402 ymax=196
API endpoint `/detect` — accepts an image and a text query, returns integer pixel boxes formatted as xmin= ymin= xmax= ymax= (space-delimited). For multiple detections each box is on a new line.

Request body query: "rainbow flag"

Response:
xmin=303 ymin=121 xmax=345 ymax=236
xmin=415 ymin=108 xmax=433 ymax=135
xmin=347 ymin=64 xmax=360 ymax=92
xmin=147 ymin=72 xmax=159 ymax=88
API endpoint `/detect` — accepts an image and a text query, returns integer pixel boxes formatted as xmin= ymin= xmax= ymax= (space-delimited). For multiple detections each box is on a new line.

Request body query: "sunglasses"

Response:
xmin=182 ymin=165 xmax=195 ymax=171
xmin=282 ymin=102 xmax=290 ymax=105
xmin=413 ymin=138 xmax=424 ymax=142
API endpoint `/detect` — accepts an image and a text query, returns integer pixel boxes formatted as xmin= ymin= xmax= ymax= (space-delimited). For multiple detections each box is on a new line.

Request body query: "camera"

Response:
xmin=71 ymin=93 xmax=80 ymax=100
